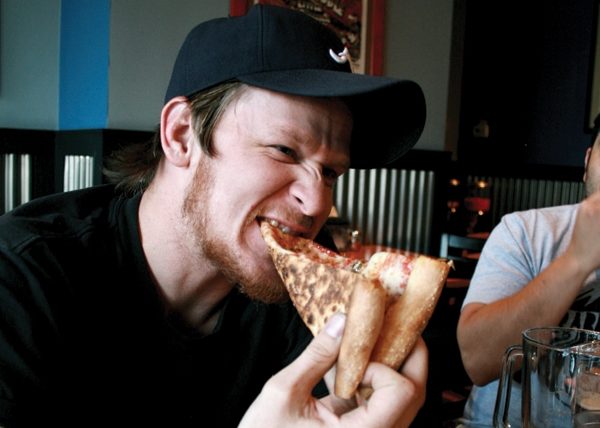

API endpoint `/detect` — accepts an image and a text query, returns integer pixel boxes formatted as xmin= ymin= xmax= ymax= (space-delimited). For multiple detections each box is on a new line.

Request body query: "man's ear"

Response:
xmin=584 ymin=146 xmax=593 ymax=182
xmin=160 ymin=96 xmax=195 ymax=167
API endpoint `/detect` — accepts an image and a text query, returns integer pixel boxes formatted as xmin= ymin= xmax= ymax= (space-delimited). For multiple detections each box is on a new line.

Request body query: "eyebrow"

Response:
xmin=262 ymin=122 xmax=351 ymax=167
xmin=334 ymin=156 xmax=351 ymax=171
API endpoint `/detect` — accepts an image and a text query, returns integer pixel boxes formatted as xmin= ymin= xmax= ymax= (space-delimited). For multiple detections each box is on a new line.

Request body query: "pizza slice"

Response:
xmin=260 ymin=220 xmax=451 ymax=399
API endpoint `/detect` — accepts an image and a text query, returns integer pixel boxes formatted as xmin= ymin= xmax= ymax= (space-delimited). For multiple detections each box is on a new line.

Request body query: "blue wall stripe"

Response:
xmin=59 ymin=0 xmax=110 ymax=130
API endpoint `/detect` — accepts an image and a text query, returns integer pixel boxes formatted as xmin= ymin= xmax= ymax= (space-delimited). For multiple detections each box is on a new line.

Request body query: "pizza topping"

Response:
xmin=349 ymin=260 xmax=364 ymax=273
xmin=260 ymin=220 xmax=359 ymax=270
xmin=363 ymin=252 xmax=414 ymax=297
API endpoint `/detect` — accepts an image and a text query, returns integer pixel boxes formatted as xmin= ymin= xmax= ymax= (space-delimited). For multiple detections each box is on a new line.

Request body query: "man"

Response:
xmin=0 ymin=5 xmax=428 ymax=427
xmin=456 ymin=120 xmax=600 ymax=427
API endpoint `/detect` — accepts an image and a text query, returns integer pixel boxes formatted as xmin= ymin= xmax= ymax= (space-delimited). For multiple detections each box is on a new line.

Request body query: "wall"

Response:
xmin=0 ymin=0 xmax=61 ymax=129
xmin=385 ymin=0 xmax=455 ymax=153
xmin=0 ymin=0 xmax=455 ymax=154
xmin=107 ymin=0 xmax=226 ymax=130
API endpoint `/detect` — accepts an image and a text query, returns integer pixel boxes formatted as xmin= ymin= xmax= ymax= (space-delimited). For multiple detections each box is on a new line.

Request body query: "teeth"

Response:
xmin=265 ymin=218 xmax=298 ymax=236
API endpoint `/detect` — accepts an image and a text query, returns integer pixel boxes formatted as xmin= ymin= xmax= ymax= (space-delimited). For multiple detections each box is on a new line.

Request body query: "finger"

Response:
xmin=272 ymin=313 xmax=346 ymax=397
xmin=323 ymin=364 xmax=336 ymax=393
xmin=354 ymin=338 xmax=428 ymax=427
xmin=358 ymin=336 xmax=429 ymax=401
xmin=322 ymin=366 xmax=358 ymax=415
xmin=399 ymin=337 xmax=428 ymax=395
xmin=353 ymin=364 xmax=419 ymax=428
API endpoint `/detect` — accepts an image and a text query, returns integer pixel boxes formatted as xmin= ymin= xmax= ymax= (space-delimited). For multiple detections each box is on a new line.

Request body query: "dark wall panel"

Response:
xmin=459 ymin=0 xmax=597 ymax=170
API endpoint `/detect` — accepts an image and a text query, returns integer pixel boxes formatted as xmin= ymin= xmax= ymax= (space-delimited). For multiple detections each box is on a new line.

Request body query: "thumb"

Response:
xmin=280 ymin=313 xmax=346 ymax=396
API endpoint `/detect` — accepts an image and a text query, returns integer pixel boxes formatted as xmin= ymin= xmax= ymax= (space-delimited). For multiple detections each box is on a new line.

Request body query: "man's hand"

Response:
xmin=238 ymin=313 xmax=427 ymax=428
xmin=566 ymin=190 xmax=600 ymax=276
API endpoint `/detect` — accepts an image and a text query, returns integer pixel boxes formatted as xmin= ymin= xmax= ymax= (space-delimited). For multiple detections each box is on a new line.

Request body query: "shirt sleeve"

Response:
xmin=462 ymin=211 xmax=542 ymax=306
xmin=463 ymin=205 xmax=579 ymax=307
xmin=0 ymin=247 xmax=63 ymax=427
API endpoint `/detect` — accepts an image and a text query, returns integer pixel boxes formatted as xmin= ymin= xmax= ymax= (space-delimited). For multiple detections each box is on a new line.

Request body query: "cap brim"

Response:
xmin=239 ymin=70 xmax=426 ymax=168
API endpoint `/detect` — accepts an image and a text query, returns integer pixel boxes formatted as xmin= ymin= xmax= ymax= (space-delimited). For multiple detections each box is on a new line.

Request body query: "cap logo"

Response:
xmin=329 ymin=47 xmax=350 ymax=64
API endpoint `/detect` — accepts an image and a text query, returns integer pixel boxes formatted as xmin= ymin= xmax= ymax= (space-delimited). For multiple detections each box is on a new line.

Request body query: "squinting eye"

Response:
xmin=323 ymin=168 xmax=338 ymax=179
xmin=276 ymin=145 xmax=296 ymax=158
xmin=323 ymin=167 xmax=340 ymax=184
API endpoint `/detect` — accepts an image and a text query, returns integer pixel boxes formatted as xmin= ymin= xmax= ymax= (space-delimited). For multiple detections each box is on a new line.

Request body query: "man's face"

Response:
xmin=183 ymin=87 xmax=352 ymax=303
xmin=585 ymin=136 xmax=600 ymax=196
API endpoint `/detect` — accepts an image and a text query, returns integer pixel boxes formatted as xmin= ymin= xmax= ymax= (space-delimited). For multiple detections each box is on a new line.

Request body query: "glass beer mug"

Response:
xmin=494 ymin=327 xmax=600 ymax=428
xmin=573 ymin=341 xmax=600 ymax=427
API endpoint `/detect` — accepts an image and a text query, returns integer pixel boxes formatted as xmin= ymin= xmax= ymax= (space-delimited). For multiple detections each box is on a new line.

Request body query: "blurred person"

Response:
xmin=456 ymin=118 xmax=600 ymax=427
xmin=0 ymin=5 xmax=428 ymax=428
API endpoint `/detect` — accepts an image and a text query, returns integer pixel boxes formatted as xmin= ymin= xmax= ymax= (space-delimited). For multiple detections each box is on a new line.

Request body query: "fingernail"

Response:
xmin=325 ymin=313 xmax=346 ymax=339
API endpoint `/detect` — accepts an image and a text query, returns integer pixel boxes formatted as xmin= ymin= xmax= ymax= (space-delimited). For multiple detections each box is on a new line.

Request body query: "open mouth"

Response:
xmin=258 ymin=217 xmax=306 ymax=238
xmin=259 ymin=220 xmax=363 ymax=272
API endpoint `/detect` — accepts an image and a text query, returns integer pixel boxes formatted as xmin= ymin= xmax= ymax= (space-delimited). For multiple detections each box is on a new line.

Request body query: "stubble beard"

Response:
xmin=585 ymin=171 xmax=600 ymax=198
xmin=182 ymin=157 xmax=289 ymax=304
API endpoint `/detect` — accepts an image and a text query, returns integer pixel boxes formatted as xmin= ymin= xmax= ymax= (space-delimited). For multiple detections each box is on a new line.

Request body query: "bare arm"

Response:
xmin=458 ymin=191 xmax=600 ymax=385
xmin=458 ymin=253 xmax=588 ymax=385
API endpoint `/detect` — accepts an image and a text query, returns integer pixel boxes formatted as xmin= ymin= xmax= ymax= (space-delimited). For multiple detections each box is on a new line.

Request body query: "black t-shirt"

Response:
xmin=0 ymin=185 xmax=314 ymax=427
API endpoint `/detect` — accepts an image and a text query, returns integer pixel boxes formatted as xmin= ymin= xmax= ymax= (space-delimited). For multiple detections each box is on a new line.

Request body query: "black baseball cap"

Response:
xmin=165 ymin=4 xmax=426 ymax=168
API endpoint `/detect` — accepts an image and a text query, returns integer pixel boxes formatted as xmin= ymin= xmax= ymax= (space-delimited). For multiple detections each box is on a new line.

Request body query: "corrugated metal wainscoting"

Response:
xmin=468 ymin=175 xmax=585 ymax=226
xmin=1 ymin=153 xmax=32 ymax=214
xmin=334 ymin=168 xmax=437 ymax=254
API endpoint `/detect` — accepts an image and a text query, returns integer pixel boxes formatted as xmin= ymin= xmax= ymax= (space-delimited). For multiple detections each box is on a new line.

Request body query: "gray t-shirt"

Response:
xmin=458 ymin=203 xmax=600 ymax=427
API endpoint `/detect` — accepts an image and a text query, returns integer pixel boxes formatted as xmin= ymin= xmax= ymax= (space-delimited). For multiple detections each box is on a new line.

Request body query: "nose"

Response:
xmin=289 ymin=176 xmax=333 ymax=219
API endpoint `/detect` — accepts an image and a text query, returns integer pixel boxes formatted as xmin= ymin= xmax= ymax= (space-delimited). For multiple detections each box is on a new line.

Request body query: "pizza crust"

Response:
xmin=260 ymin=221 xmax=450 ymax=398
xmin=371 ymin=256 xmax=450 ymax=369
xmin=335 ymin=276 xmax=387 ymax=399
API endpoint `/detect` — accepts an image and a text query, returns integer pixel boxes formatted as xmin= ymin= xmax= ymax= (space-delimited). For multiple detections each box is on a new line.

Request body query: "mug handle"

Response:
xmin=493 ymin=345 xmax=522 ymax=428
